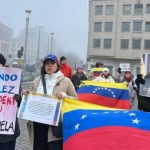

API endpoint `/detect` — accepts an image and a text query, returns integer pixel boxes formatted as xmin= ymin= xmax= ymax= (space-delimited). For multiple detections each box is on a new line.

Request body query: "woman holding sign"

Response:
xmin=0 ymin=53 xmax=22 ymax=150
xmin=26 ymin=54 xmax=76 ymax=150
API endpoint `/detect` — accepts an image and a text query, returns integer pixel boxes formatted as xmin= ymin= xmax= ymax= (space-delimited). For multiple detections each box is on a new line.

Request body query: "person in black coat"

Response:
xmin=138 ymin=74 xmax=150 ymax=112
xmin=135 ymin=74 xmax=145 ymax=110
xmin=72 ymin=65 xmax=87 ymax=91
xmin=0 ymin=53 xmax=22 ymax=150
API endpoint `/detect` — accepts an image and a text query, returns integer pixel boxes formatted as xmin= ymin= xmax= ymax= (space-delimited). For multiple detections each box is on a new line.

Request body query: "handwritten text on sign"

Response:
xmin=0 ymin=67 xmax=21 ymax=135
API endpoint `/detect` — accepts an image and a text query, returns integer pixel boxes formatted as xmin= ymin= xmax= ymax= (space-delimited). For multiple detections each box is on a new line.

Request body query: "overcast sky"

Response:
xmin=0 ymin=0 xmax=89 ymax=62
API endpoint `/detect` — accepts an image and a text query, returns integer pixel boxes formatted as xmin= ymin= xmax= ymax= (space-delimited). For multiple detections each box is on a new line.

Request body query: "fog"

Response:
xmin=0 ymin=0 xmax=88 ymax=62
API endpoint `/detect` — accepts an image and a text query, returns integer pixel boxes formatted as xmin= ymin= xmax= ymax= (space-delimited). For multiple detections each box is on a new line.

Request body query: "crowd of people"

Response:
xmin=0 ymin=53 xmax=150 ymax=150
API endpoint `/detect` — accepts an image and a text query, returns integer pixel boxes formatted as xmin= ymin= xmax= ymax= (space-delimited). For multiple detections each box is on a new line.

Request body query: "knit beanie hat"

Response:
xmin=0 ymin=53 xmax=6 ymax=66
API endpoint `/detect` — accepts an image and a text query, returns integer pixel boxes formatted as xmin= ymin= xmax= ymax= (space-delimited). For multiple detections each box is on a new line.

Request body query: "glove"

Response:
xmin=13 ymin=94 xmax=22 ymax=106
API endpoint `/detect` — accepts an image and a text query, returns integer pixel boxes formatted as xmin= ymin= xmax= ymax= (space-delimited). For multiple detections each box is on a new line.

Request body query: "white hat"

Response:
xmin=102 ymin=68 xmax=109 ymax=73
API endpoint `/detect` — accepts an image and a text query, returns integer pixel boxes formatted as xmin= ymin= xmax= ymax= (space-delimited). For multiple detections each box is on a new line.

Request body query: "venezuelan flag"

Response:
xmin=77 ymin=81 xmax=130 ymax=109
xmin=92 ymin=67 xmax=103 ymax=77
xmin=63 ymin=98 xmax=150 ymax=150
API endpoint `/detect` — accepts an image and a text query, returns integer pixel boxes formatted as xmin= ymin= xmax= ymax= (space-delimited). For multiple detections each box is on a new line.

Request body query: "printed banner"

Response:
xmin=0 ymin=67 xmax=21 ymax=135
xmin=18 ymin=94 xmax=62 ymax=126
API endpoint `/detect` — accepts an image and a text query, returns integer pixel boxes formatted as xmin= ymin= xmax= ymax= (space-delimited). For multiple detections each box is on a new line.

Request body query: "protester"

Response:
xmin=135 ymin=74 xmax=145 ymax=110
xmin=0 ymin=53 xmax=21 ymax=150
xmin=138 ymin=74 xmax=150 ymax=112
xmin=94 ymin=68 xmax=115 ymax=82
xmin=114 ymin=67 xmax=123 ymax=83
xmin=88 ymin=61 xmax=104 ymax=80
xmin=59 ymin=56 xmax=73 ymax=79
xmin=71 ymin=65 xmax=87 ymax=91
xmin=123 ymin=71 xmax=136 ymax=107
xmin=25 ymin=54 xmax=76 ymax=150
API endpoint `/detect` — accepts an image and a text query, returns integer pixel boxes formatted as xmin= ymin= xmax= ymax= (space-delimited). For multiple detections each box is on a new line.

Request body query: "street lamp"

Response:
xmin=24 ymin=9 xmax=32 ymax=72
xmin=37 ymin=26 xmax=43 ymax=64
xmin=47 ymin=34 xmax=50 ymax=55
xmin=50 ymin=33 xmax=54 ymax=54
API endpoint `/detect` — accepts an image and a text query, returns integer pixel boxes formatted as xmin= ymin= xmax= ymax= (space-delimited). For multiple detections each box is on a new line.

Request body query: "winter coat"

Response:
xmin=27 ymin=72 xmax=77 ymax=146
xmin=138 ymin=74 xmax=150 ymax=111
xmin=60 ymin=64 xmax=72 ymax=79
xmin=135 ymin=75 xmax=145 ymax=90
xmin=123 ymin=80 xmax=136 ymax=106
xmin=71 ymin=73 xmax=87 ymax=91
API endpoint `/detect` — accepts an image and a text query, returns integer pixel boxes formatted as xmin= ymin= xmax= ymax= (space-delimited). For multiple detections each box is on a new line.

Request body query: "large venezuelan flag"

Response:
xmin=77 ymin=81 xmax=130 ymax=109
xmin=63 ymin=98 xmax=150 ymax=150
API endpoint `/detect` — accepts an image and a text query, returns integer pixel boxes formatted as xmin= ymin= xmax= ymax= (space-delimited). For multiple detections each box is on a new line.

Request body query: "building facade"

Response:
xmin=88 ymin=0 xmax=150 ymax=75
xmin=0 ymin=22 xmax=13 ymax=64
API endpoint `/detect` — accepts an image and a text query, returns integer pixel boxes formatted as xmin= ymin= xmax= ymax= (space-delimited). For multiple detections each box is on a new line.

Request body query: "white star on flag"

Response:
xmin=132 ymin=118 xmax=141 ymax=125
xmin=75 ymin=123 xmax=80 ymax=130
xmin=114 ymin=111 xmax=120 ymax=113
xmin=123 ymin=111 xmax=129 ymax=113
xmin=92 ymin=112 xmax=98 ymax=115
xmin=129 ymin=113 xmax=136 ymax=117
xmin=104 ymin=111 xmax=109 ymax=114
xmin=81 ymin=115 xmax=87 ymax=119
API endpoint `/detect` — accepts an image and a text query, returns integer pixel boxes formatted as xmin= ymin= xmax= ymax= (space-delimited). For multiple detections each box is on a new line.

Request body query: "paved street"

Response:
xmin=16 ymin=120 xmax=32 ymax=150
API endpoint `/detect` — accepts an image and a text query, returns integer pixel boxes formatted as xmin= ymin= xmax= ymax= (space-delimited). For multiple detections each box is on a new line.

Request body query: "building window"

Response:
xmin=93 ymin=39 xmax=101 ymax=48
xmin=95 ymin=5 xmax=103 ymax=15
xmin=146 ymin=4 xmax=150 ymax=14
xmin=144 ymin=40 xmax=150 ymax=49
xmin=134 ymin=4 xmax=143 ymax=14
xmin=145 ymin=22 xmax=150 ymax=32
xmin=104 ymin=22 xmax=113 ymax=32
xmin=122 ymin=5 xmax=131 ymax=15
xmin=120 ymin=39 xmax=129 ymax=49
xmin=94 ymin=22 xmax=102 ymax=32
xmin=121 ymin=22 xmax=130 ymax=32
xmin=104 ymin=39 xmax=112 ymax=49
xmin=105 ymin=5 xmax=114 ymax=15
xmin=133 ymin=21 xmax=142 ymax=32
xmin=132 ymin=39 xmax=141 ymax=49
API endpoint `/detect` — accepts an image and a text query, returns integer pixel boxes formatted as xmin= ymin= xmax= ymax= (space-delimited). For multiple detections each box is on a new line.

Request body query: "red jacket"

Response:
xmin=60 ymin=64 xmax=72 ymax=79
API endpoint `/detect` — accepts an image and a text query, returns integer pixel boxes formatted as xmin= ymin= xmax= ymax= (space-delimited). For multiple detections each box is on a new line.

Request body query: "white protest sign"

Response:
xmin=140 ymin=84 xmax=150 ymax=97
xmin=120 ymin=63 xmax=130 ymax=71
xmin=18 ymin=94 xmax=62 ymax=126
xmin=0 ymin=67 xmax=21 ymax=135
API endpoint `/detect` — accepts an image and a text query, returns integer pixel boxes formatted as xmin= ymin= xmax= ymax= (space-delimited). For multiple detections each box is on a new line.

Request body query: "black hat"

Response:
xmin=0 ymin=53 xmax=6 ymax=66
xmin=60 ymin=56 xmax=66 ymax=63
xmin=95 ymin=62 xmax=104 ymax=67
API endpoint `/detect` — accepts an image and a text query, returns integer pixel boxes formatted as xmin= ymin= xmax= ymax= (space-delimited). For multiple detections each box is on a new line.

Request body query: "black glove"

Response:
xmin=13 ymin=94 xmax=22 ymax=107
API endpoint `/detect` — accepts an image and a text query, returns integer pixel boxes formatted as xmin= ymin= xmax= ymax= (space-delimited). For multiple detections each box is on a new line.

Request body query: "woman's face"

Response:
xmin=125 ymin=72 xmax=131 ymax=78
xmin=44 ymin=61 xmax=58 ymax=74
xmin=103 ymin=71 xmax=109 ymax=76
xmin=77 ymin=68 xmax=83 ymax=74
